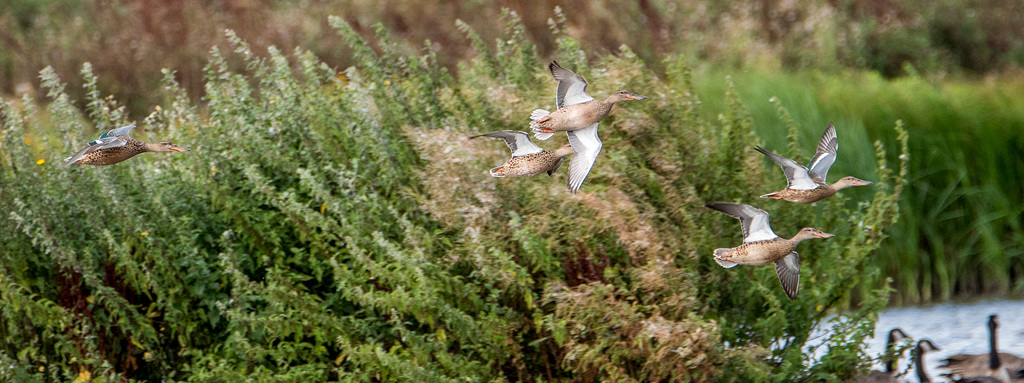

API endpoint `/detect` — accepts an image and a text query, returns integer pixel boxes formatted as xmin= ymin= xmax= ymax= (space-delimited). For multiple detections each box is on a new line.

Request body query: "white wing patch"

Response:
xmin=470 ymin=130 xmax=543 ymax=156
xmin=559 ymin=80 xmax=594 ymax=108
xmin=787 ymin=167 xmax=819 ymax=190
xmin=743 ymin=212 xmax=779 ymax=243
xmin=807 ymin=152 xmax=836 ymax=183
xmin=756 ymin=146 xmax=820 ymax=190
xmin=808 ymin=123 xmax=838 ymax=182
xmin=550 ymin=62 xmax=594 ymax=108
xmin=509 ymin=132 xmax=543 ymax=156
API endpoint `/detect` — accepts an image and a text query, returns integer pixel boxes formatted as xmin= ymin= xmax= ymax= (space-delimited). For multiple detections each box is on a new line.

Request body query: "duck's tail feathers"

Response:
xmin=529 ymin=109 xmax=556 ymax=140
xmin=488 ymin=167 xmax=508 ymax=177
xmin=760 ymin=192 xmax=780 ymax=199
xmin=713 ymin=248 xmax=739 ymax=268
xmin=532 ymin=131 xmax=555 ymax=141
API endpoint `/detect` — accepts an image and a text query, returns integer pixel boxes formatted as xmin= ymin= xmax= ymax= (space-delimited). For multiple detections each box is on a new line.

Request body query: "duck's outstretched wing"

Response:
xmin=469 ymin=130 xmax=543 ymax=156
xmin=705 ymin=202 xmax=778 ymax=242
xmin=565 ymin=123 xmax=601 ymax=193
xmin=61 ymin=124 xmax=136 ymax=168
xmin=96 ymin=123 xmax=136 ymax=141
xmin=755 ymin=146 xmax=818 ymax=190
xmin=549 ymin=61 xmax=594 ymax=109
xmin=774 ymin=252 xmax=800 ymax=300
xmin=808 ymin=123 xmax=838 ymax=183
xmin=548 ymin=156 xmax=566 ymax=176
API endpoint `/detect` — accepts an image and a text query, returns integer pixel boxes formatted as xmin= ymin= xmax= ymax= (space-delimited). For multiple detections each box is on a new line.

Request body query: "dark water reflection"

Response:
xmin=865 ymin=298 xmax=1024 ymax=381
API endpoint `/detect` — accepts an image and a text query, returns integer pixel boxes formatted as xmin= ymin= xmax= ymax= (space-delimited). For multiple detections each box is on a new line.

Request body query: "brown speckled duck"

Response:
xmin=706 ymin=202 xmax=835 ymax=300
xmin=469 ymin=130 xmax=573 ymax=177
xmin=529 ymin=61 xmax=646 ymax=139
xmin=61 ymin=123 xmax=189 ymax=168
xmin=528 ymin=61 xmax=646 ymax=193
xmin=756 ymin=123 xmax=872 ymax=204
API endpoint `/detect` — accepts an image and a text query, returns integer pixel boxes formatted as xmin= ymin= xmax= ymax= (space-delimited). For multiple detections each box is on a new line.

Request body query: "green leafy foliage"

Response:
xmin=1 ymin=16 xmax=910 ymax=382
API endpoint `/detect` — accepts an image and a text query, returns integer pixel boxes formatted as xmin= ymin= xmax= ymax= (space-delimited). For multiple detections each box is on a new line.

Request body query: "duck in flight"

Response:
xmin=62 ymin=123 xmax=189 ymax=168
xmin=468 ymin=130 xmax=573 ymax=178
xmin=756 ymin=123 xmax=871 ymax=203
xmin=706 ymin=202 xmax=835 ymax=300
xmin=529 ymin=61 xmax=647 ymax=193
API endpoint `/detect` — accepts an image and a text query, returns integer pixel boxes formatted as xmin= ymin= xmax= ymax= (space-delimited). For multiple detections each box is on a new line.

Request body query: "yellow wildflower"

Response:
xmin=74 ymin=370 xmax=91 ymax=382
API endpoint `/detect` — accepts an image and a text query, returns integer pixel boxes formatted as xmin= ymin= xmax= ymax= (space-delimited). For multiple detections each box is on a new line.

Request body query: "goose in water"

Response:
xmin=913 ymin=339 xmax=941 ymax=383
xmin=858 ymin=328 xmax=910 ymax=382
xmin=940 ymin=315 xmax=1024 ymax=382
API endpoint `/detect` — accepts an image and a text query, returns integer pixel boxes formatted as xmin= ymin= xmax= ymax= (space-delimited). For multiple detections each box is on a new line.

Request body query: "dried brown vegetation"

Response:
xmin=4 ymin=0 xmax=1023 ymax=117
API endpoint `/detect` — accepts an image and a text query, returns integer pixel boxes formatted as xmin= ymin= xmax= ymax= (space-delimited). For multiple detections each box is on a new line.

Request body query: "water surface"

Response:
xmin=865 ymin=298 xmax=1024 ymax=381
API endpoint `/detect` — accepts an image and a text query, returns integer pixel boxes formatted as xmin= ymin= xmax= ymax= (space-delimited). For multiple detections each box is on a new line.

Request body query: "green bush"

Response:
xmin=1 ymin=16 xmax=909 ymax=382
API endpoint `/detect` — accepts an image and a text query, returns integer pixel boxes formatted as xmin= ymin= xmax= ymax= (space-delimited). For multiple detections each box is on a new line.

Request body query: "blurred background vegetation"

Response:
xmin=0 ymin=0 xmax=1022 ymax=381
xmin=3 ymin=0 xmax=1024 ymax=111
